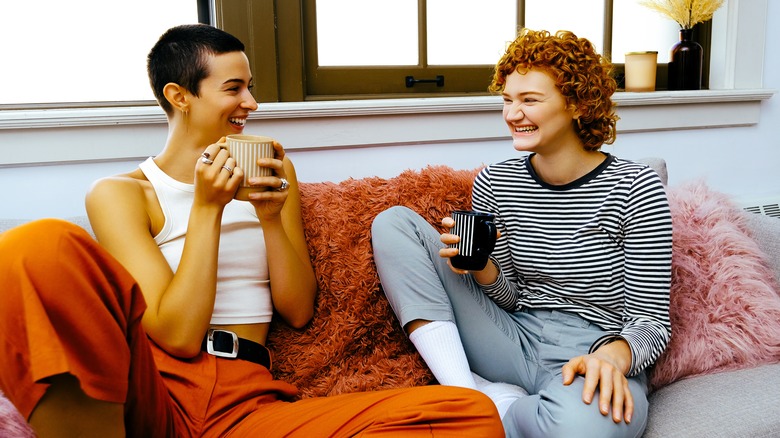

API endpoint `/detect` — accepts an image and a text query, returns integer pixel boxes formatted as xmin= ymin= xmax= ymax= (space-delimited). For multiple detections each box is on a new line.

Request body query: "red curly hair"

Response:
xmin=490 ymin=29 xmax=618 ymax=151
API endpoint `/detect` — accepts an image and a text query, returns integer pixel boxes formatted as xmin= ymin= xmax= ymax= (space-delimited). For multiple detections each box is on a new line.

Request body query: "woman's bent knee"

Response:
xmin=372 ymin=206 xmax=413 ymax=233
xmin=504 ymin=380 xmax=649 ymax=438
xmin=1 ymin=219 xmax=91 ymax=260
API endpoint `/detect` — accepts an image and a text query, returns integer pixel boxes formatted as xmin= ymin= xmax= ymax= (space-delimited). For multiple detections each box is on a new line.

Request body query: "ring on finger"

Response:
xmin=201 ymin=157 xmax=214 ymax=165
xmin=277 ymin=177 xmax=289 ymax=192
xmin=222 ymin=165 xmax=233 ymax=176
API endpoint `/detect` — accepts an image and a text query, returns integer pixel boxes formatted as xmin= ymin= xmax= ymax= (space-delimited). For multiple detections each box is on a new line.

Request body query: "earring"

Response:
xmin=182 ymin=108 xmax=190 ymax=132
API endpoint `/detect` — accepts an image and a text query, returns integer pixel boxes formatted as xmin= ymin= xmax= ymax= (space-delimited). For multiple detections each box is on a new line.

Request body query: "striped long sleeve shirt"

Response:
xmin=472 ymin=153 xmax=673 ymax=376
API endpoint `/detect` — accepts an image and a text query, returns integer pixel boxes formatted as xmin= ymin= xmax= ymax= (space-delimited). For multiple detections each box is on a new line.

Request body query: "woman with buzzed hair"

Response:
xmin=0 ymin=24 xmax=503 ymax=437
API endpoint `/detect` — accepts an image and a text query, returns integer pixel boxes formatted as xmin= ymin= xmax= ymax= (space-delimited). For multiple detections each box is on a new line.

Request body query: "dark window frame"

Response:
xmin=212 ymin=0 xmax=712 ymax=103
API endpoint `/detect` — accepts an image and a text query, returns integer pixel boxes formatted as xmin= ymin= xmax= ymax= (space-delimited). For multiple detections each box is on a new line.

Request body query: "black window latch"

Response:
xmin=405 ymin=75 xmax=444 ymax=88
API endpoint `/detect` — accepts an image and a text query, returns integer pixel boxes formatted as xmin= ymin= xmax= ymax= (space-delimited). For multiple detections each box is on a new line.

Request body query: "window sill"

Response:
xmin=0 ymin=88 xmax=773 ymax=130
xmin=0 ymin=89 xmax=775 ymax=167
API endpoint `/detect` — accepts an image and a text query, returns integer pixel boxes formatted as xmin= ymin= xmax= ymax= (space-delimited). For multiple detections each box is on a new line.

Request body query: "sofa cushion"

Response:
xmin=645 ymin=363 xmax=780 ymax=437
xmin=649 ymin=180 xmax=780 ymax=389
xmin=637 ymin=156 xmax=668 ymax=186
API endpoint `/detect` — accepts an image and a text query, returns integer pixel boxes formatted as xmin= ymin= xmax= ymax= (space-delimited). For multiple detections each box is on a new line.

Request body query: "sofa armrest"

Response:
xmin=741 ymin=211 xmax=780 ymax=286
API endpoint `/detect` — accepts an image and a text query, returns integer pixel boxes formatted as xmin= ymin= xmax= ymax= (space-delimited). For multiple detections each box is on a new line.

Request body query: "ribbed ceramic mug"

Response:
xmin=449 ymin=210 xmax=497 ymax=271
xmin=226 ymin=134 xmax=275 ymax=200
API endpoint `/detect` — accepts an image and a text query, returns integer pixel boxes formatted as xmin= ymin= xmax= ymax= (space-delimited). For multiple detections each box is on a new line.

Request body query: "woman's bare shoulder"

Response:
xmin=85 ymin=168 xmax=157 ymax=238
xmin=87 ymin=168 xmax=149 ymax=205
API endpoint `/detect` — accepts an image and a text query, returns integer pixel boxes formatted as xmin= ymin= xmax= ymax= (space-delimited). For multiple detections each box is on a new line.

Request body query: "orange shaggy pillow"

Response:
xmin=267 ymin=165 xmax=480 ymax=399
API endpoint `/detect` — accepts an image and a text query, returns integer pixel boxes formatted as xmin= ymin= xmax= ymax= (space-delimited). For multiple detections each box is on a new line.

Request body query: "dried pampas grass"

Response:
xmin=639 ymin=0 xmax=724 ymax=29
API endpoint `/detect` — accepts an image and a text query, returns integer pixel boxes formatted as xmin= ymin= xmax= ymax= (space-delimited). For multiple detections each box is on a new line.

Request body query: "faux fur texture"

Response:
xmin=0 ymin=390 xmax=34 ymax=438
xmin=267 ymin=165 xmax=480 ymax=399
xmin=649 ymin=181 xmax=780 ymax=389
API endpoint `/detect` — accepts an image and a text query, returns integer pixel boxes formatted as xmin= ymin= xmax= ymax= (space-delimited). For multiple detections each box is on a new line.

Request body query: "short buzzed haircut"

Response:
xmin=147 ymin=24 xmax=245 ymax=114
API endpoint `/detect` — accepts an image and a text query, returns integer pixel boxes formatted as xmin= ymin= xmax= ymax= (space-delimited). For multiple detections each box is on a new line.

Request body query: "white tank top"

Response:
xmin=139 ymin=157 xmax=273 ymax=324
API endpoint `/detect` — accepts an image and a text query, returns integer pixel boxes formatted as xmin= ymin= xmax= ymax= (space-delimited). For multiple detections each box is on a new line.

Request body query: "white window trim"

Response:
xmin=0 ymin=88 xmax=772 ymax=131
xmin=0 ymin=0 xmax=774 ymax=167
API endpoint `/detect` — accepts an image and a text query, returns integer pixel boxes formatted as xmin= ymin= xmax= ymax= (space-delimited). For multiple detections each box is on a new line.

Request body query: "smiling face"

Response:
xmin=187 ymin=51 xmax=258 ymax=144
xmin=501 ymin=69 xmax=581 ymax=155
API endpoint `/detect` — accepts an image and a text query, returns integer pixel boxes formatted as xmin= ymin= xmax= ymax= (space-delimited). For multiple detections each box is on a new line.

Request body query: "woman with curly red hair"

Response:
xmin=372 ymin=29 xmax=672 ymax=437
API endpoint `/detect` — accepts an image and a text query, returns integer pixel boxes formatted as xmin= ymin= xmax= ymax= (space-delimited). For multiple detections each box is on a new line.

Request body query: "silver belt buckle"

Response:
xmin=206 ymin=329 xmax=239 ymax=359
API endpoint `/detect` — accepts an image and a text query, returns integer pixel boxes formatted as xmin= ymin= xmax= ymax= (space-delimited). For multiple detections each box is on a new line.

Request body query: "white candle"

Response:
xmin=624 ymin=51 xmax=658 ymax=92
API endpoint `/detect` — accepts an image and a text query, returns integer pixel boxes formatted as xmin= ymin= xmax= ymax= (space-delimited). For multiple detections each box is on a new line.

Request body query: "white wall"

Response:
xmin=1 ymin=1 xmax=778 ymax=220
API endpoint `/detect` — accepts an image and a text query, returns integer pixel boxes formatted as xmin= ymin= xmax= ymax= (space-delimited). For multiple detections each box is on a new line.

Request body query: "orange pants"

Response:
xmin=0 ymin=219 xmax=503 ymax=437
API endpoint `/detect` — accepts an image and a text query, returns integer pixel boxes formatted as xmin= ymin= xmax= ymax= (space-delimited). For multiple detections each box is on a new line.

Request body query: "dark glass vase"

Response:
xmin=668 ymin=28 xmax=703 ymax=90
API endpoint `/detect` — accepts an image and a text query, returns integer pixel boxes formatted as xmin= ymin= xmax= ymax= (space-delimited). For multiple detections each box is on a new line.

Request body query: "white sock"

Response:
xmin=408 ymin=321 xmax=477 ymax=389
xmin=472 ymin=372 xmax=528 ymax=419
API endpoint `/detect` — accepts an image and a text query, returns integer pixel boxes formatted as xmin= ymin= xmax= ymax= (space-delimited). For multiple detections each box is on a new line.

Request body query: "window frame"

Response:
xmin=298 ymin=0 xmax=500 ymax=99
xmin=0 ymin=0 xmax=770 ymax=141
xmin=0 ymin=0 xmax=720 ymax=109
xmin=215 ymin=0 xmax=714 ymax=102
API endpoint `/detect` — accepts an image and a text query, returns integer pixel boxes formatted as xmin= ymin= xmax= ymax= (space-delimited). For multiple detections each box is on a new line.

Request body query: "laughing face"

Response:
xmin=501 ymin=69 xmax=580 ymax=154
xmin=188 ymin=51 xmax=258 ymax=144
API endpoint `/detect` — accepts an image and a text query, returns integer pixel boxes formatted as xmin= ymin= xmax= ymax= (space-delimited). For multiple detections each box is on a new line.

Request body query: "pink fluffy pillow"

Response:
xmin=0 ymin=390 xmax=34 ymax=438
xmin=650 ymin=181 xmax=780 ymax=389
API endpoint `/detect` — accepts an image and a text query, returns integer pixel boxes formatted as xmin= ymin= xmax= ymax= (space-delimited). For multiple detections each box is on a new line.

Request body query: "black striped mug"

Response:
xmin=449 ymin=210 xmax=497 ymax=271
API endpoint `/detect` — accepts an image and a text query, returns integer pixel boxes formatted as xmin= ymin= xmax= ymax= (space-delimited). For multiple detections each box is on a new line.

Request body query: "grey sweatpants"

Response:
xmin=372 ymin=206 xmax=649 ymax=438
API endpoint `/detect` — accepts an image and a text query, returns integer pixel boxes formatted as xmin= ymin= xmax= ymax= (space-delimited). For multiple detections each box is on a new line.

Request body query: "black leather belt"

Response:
xmin=201 ymin=329 xmax=271 ymax=369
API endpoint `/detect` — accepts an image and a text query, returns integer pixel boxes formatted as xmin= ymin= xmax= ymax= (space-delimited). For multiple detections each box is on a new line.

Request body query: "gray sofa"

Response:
xmin=2 ymin=157 xmax=780 ymax=437
xmin=644 ymin=211 xmax=780 ymax=438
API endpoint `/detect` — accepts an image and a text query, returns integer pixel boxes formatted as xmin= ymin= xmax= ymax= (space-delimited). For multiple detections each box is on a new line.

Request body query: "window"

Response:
xmin=0 ymin=0 xmax=715 ymax=107
xmin=302 ymin=0 xmax=517 ymax=98
xmin=0 ymin=0 xmax=203 ymax=107
xmin=215 ymin=0 xmax=714 ymax=102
